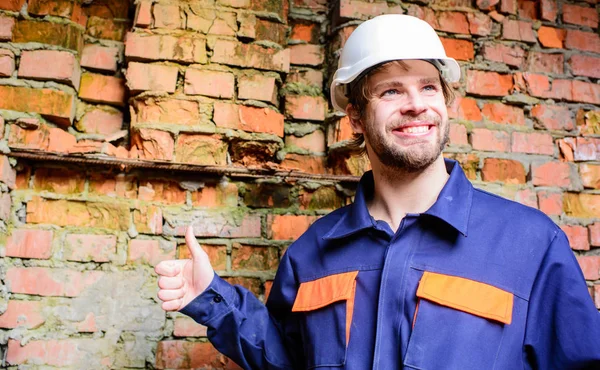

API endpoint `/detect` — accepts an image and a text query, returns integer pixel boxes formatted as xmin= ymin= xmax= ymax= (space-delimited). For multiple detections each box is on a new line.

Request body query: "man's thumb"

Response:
xmin=185 ymin=225 xmax=205 ymax=260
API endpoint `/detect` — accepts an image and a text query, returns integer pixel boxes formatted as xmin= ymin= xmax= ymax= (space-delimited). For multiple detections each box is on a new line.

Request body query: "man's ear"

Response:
xmin=346 ymin=104 xmax=364 ymax=134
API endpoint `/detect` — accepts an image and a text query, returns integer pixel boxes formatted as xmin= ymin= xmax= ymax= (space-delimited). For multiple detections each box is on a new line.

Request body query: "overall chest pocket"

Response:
xmin=292 ymin=271 xmax=358 ymax=369
xmin=404 ymin=271 xmax=513 ymax=370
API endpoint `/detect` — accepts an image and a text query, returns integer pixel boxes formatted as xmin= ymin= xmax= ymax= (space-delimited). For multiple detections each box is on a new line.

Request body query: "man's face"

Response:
xmin=351 ymin=60 xmax=449 ymax=173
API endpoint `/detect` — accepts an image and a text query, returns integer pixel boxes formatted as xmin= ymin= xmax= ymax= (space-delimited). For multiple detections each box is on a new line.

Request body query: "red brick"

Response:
xmin=0 ymin=85 xmax=75 ymax=127
xmin=500 ymin=0 xmax=517 ymax=14
xmin=470 ymin=128 xmax=510 ymax=152
xmin=329 ymin=152 xmax=372 ymax=176
xmin=35 ymin=167 xmax=85 ymax=194
xmin=133 ymin=98 xmax=199 ymax=126
xmin=285 ymin=130 xmax=326 ymax=153
xmin=577 ymin=256 xmax=600 ymax=280
xmin=214 ymin=102 xmax=284 ymax=137
xmin=518 ymin=0 xmax=537 ymax=20
xmin=85 ymin=0 xmax=129 ymax=19
xmin=173 ymin=316 xmax=208 ymax=337
xmin=522 ymin=74 xmax=572 ymax=101
xmin=268 ymin=214 xmax=317 ymax=240
xmin=138 ymin=180 xmax=185 ymax=204
xmin=482 ymin=103 xmax=525 ymax=125
xmin=13 ymin=20 xmax=83 ymax=53
xmin=128 ymin=239 xmax=176 ymax=266
xmin=467 ymin=12 xmax=492 ymax=36
xmin=466 ymin=70 xmax=513 ymax=97
xmin=532 ymin=161 xmax=574 ymax=188
xmin=291 ymin=21 xmax=319 ymax=43
xmin=64 ymin=234 xmax=117 ymax=262
xmin=290 ymin=44 xmax=324 ymax=66
xmin=564 ymin=193 xmax=600 ymax=218
xmin=153 ymin=3 xmax=181 ymax=29
xmin=537 ymin=191 xmax=563 ymax=216
xmin=0 ymin=154 xmax=16 ymax=189
xmin=175 ymin=134 xmax=228 ymax=166
xmin=0 ymin=301 xmax=44 ymax=329
xmin=512 ymin=132 xmax=554 ymax=155
xmin=155 ymin=340 xmax=240 ymax=369
xmin=502 ymin=19 xmax=535 ymax=43
xmin=192 ymin=183 xmax=238 ymax=208
xmin=449 ymin=96 xmax=482 ymax=121
xmin=537 ymin=26 xmax=565 ymax=48
xmin=440 ymin=38 xmax=474 ymax=61
xmin=0 ymin=15 xmax=15 ymax=40
xmin=6 ymin=267 xmax=104 ymax=297
xmin=133 ymin=205 xmax=163 ymax=234
xmin=561 ymin=225 xmax=590 ymax=251
xmin=76 ymin=108 xmax=123 ymax=135
xmin=595 ymin=285 xmax=600 ymax=309
xmin=449 ymin=123 xmax=468 ymax=146
xmin=81 ymin=44 xmax=118 ymax=72
xmin=565 ymin=29 xmax=600 ymax=53
xmin=18 ymin=50 xmax=80 ymax=88
xmin=85 ymin=16 xmax=128 ymax=41
xmin=126 ymin=62 xmax=178 ymax=94
xmin=562 ymin=3 xmax=598 ymax=28
xmin=134 ymin=1 xmax=153 ymax=27
xmin=338 ymin=0 xmax=402 ymax=20
xmin=238 ymin=74 xmax=277 ymax=104
xmin=327 ymin=116 xmax=355 ymax=146
xmin=0 ymin=0 xmax=25 ymax=11
xmin=530 ymin=104 xmax=574 ymax=131
xmin=573 ymin=80 xmax=600 ymax=105
xmin=569 ymin=137 xmax=600 ymax=161
xmin=125 ymin=33 xmax=207 ymax=64
xmin=184 ymin=69 xmax=234 ymax=98
xmin=481 ymin=158 xmax=526 ymax=184
xmin=589 ymin=222 xmax=600 ymax=247
xmin=526 ymin=52 xmax=563 ymax=74
xmin=281 ymin=153 xmax=328 ymax=174
xmin=540 ymin=0 xmax=557 ymax=21
xmin=231 ymin=244 xmax=279 ymax=271
xmin=26 ymin=196 xmax=130 ymax=230
xmin=580 ymin=163 xmax=600 ymax=189
xmin=299 ymin=186 xmax=345 ymax=211
xmin=476 ymin=0 xmax=500 ymax=10
xmin=5 ymin=229 xmax=53 ymax=259
xmin=131 ymin=128 xmax=174 ymax=161
xmin=445 ymin=153 xmax=478 ymax=181
xmin=28 ymin=0 xmax=78 ymax=18
xmin=481 ymin=43 xmax=525 ymax=67
xmin=0 ymin=192 xmax=10 ymax=220
xmin=48 ymin=127 xmax=77 ymax=153
xmin=255 ymin=19 xmax=287 ymax=44
xmin=212 ymin=39 xmax=290 ymax=73
xmin=285 ymin=95 xmax=327 ymax=121
xmin=436 ymin=11 xmax=469 ymax=34
xmin=79 ymin=73 xmax=126 ymax=106
xmin=6 ymin=339 xmax=84 ymax=366
xmin=569 ymin=55 xmax=600 ymax=79
xmin=514 ymin=188 xmax=538 ymax=209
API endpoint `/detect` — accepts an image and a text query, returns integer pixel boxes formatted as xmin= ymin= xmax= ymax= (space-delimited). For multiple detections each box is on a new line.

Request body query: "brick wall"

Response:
xmin=0 ymin=0 xmax=598 ymax=368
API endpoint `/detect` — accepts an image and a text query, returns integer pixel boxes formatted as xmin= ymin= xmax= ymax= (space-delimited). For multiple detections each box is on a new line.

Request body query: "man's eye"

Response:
xmin=382 ymin=89 xmax=398 ymax=96
xmin=423 ymin=85 xmax=438 ymax=92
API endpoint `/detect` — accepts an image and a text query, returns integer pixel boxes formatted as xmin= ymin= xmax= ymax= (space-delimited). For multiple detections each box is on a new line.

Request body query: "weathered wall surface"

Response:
xmin=0 ymin=0 xmax=598 ymax=368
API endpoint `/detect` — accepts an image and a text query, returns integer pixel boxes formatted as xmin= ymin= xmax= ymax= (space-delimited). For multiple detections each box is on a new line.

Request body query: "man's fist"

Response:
xmin=155 ymin=226 xmax=215 ymax=311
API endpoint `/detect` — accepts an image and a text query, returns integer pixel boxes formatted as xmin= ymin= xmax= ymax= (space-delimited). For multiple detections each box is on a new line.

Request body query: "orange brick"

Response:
xmin=537 ymin=191 xmax=563 ymax=216
xmin=576 ymin=256 xmax=600 ymax=280
xmin=287 ymin=68 xmax=323 ymax=87
xmin=561 ymin=224 xmax=590 ymax=251
xmin=537 ymin=26 xmax=565 ymax=48
xmin=530 ymin=104 xmax=574 ymax=131
xmin=64 ymin=234 xmax=117 ymax=262
xmin=532 ymin=161 xmax=573 ymax=188
xmin=564 ymin=193 xmax=600 ymax=218
xmin=481 ymin=102 xmax=525 ymax=125
xmin=155 ymin=340 xmax=240 ymax=369
xmin=466 ymin=70 xmax=513 ymax=97
xmin=6 ymin=267 xmax=104 ymax=297
xmin=128 ymin=239 xmax=176 ymax=266
xmin=79 ymin=73 xmax=126 ymax=106
xmin=285 ymin=130 xmax=326 ymax=153
xmin=268 ymin=214 xmax=317 ymax=240
xmin=481 ymin=158 xmax=526 ymax=184
xmin=440 ymin=38 xmax=474 ymax=61
xmin=0 ymin=48 xmax=14 ymax=77
xmin=178 ymin=243 xmax=227 ymax=270
xmin=85 ymin=0 xmax=129 ymax=18
xmin=0 ymin=154 xmax=16 ymax=189
xmin=449 ymin=123 xmax=468 ymax=146
xmin=327 ymin=116 xmax=355 ymax=146
xmin=589 ymin=222 xmax=600 ymax=247
xmin=502 ymin=19 xmax=535 ymax=43
xmin=138 ymin=180 xmax=186 ymax=204
xmin=482 ymin=43 xmax=525 ymax=67
xmin=238 ymin=74 xmax=277 ymax=104
xmin=131 ymin=128 xmax=174 ymax=161
xmin=437 ymin=11 xmax=469 ymax=34
xmin=212 ymin=39 xmax=290 ymax=72
xmin=540 ymin=0 xmax=557 ymax=21
xmin=133 ymin=98 xmax=200 ymax=125
xmin=580 ymin=164 xmax=600 ymax=189
xmin=125 ymin=33 xmax=207 ymax=64
xmin=173 ymin=316 xmax=207 ymax=337
xmin=290 ymin=20 xmax=319 ymax=43
xmin=0 ymin=85 xmax=75 ymax=127
xmin=184 ymin=69 xmax=234 ymax=98
xmin=214 ymin=102 xmax=284 ymax=137
xmin=290 ymin=44 xmax=324 ymax=66
xmin=281 ymin=153 xmax=328 ymax=174
xmin=512 ymin=132 xmax=554 ymax=155
xmin=13 ymin=20 xmax=82 ymax=53
xmin=449 ymin=96 xmax=482 ymax=121
xmin=7 ymin=339 xmax=84 ymax=367
xmin=470 ymin=128 xmax=510 ymax=152
xmin=33 ymin=167 xmax=84 ymax=194
xmin=175 ymin=134 xmax=228 ymax=166
xmin=0 ymin=0 xmax=25 ymax=11
xmin=76 ymin=108 xmax=123 ymax=135
xmin=231 ymin=244 xmax=279 ymax=271
xmin=133 ymin=205 xmax=163 ymax=235
xmin=467 ymin=12 xmax=492 ymax=36
xmin=255 ymin=19 xmax=286 ymax=44
xmin=28 ymin=0 xmax=78 ymax=18
xmin=0 ymin=16 xmax=14 ymax=41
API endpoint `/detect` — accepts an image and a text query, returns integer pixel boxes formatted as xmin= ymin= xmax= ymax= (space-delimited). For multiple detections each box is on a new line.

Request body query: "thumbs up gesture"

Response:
xmin=155 ymin=226 xmax=215 ymax=311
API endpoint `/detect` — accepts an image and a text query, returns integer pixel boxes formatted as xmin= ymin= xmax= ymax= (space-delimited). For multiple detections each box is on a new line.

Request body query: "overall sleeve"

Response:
xmin=524 ymin=230 xmax=600 ymax=369
xmin=180 ymin=252 xmax=303 ymax=370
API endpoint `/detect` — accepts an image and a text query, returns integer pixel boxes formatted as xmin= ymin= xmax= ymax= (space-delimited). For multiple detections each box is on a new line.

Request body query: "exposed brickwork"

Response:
xmin=0 ymin=0 xmax=599 ymax=367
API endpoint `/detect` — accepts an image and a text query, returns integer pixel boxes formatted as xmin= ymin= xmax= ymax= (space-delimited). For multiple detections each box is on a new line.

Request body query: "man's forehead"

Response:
xmin=368 ymin=60 xmax=441 ymax=83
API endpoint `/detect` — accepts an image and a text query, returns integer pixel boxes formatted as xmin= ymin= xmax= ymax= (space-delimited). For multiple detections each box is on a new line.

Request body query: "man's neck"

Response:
xmin=367 ymin=156 xmax=450 ymax=232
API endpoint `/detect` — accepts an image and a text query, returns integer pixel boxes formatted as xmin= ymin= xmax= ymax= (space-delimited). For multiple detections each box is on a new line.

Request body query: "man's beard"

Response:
xmin=363 ymin=115 xmax=449 ymax=173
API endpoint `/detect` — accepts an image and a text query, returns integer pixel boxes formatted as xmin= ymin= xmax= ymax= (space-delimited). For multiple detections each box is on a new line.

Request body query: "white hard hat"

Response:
xmin=330 ymin=14 xmax=461 ymax=112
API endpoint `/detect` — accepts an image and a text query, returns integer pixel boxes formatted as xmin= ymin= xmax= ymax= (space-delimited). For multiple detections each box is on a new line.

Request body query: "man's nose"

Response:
xmin=400 ymin=90 xmax=427 ymax=115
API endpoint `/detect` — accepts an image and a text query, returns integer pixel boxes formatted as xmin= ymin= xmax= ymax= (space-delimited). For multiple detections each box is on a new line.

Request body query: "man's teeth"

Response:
xmin=401 ymin=126 xmax=429 ymax=134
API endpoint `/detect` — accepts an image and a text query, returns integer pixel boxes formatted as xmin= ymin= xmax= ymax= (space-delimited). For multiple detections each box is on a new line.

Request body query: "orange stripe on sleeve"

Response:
xmin=416 ymin=271 xmax=513 ymax=325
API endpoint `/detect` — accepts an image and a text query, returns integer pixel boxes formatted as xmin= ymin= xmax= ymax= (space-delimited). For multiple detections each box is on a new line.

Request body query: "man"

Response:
xmin=155 ymin=14 xmax=600 ymax=369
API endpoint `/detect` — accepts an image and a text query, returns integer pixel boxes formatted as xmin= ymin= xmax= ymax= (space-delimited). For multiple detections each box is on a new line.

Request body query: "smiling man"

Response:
xmin=156 ymin=15 xmax=600 ymax=369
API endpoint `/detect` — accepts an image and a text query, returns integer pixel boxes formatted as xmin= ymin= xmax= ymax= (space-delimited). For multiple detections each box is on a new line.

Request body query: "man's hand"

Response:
xmin=155 ymin=226 xmax=215 ymax=311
